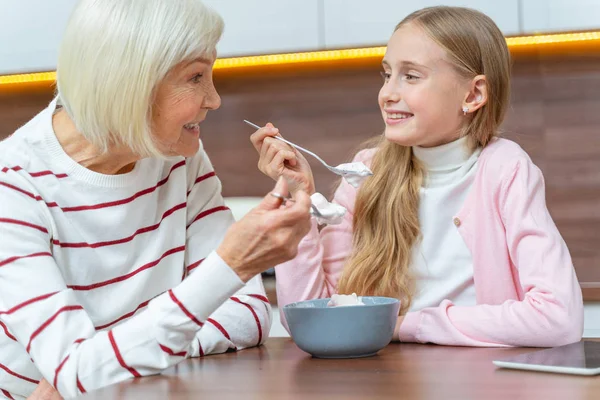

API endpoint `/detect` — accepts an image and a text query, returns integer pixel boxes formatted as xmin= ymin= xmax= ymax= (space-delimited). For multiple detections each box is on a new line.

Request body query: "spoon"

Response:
xmin=244 ymin=120 xmax=373 ymax=180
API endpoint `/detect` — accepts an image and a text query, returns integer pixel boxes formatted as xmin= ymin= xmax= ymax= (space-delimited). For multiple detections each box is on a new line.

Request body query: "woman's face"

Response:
xmin=151 ymin=55 xmax=221 ymax=157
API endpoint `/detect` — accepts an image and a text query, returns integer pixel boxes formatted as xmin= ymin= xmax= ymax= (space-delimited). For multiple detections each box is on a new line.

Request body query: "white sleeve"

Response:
xmin=0 ymin=172 xmax=244 ymax=399
xmin=182 ymin=146 xmax=272 ymax=357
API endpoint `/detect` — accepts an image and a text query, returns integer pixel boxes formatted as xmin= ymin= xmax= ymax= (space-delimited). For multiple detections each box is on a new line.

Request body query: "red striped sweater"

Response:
xmin=0 ymin=101 xmax=271 ymax=399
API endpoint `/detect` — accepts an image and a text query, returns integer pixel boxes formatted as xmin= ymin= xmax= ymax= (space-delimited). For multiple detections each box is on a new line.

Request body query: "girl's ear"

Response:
xmin=462 ymin=75 xmax=488 ymax=115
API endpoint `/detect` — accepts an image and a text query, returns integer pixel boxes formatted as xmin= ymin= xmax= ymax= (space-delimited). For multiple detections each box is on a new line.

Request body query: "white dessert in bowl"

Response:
xmin=327 ymin=293 xmax=365 ymax=307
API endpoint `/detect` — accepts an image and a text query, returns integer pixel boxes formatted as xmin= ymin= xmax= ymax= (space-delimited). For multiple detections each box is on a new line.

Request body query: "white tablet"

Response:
xmin=493 ymin=341 xmax=600 ymax=376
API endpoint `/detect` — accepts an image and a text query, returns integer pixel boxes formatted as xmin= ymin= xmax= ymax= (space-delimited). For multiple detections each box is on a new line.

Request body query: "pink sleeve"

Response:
xmin=274 ymin=150 xmax=376 ymax=329
xmin=274 ymin=179 xmax=355 ymax=318
xmin=398 ymin=158 xmax=583 ymax=347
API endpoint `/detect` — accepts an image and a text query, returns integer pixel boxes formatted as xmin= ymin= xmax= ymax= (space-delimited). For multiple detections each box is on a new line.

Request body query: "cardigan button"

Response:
xmin=453 ymin=217 xmax=461 ymax=227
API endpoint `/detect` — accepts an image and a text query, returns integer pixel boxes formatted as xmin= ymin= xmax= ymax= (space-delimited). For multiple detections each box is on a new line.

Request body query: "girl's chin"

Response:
xmin=384 ymin=129 xmax=418 ymax=147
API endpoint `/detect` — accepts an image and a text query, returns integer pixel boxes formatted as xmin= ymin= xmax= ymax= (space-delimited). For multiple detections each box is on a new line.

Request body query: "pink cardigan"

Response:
xmin=275 ymin=138 xmax=583 ymax=347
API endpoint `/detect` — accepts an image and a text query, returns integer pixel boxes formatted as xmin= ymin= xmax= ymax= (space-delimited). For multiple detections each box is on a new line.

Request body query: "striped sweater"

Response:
xmin=0 ymin=100 xmax=272 ymax=399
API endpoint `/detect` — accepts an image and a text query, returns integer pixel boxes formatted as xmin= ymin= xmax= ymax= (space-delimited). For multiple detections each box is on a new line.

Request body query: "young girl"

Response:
xmin=250 ymin=6 xmax=583 ymax=347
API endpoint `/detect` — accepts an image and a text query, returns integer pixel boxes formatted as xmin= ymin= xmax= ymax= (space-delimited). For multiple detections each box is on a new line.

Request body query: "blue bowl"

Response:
xmin=283 ymin=296 xmax=401 ymax=359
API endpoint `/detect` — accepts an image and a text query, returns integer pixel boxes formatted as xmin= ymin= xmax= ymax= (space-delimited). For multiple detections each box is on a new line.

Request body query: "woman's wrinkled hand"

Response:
xmin=217 ymin=177 xmax=312 ymax=282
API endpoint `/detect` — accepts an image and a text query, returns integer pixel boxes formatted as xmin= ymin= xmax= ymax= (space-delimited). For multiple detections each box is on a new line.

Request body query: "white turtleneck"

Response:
xmin=408 ymin=136 xmax=481 ymax=312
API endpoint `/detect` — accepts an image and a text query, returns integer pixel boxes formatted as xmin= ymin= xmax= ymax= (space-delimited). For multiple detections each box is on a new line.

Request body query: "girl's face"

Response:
xmin=378 ymin=23 xmax=476 ymax=148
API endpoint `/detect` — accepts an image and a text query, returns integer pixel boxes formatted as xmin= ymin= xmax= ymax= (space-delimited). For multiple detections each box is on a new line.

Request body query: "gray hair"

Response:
xmin=56 ymin=0 xmax=224 ymax=157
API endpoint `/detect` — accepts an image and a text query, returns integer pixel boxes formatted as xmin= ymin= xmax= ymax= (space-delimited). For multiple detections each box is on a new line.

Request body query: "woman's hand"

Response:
xmin=250 ymin=123 xmax=315 ymax=196
xmin=27 ymin=379 xmax=63 ymax=400
xmin=217 ymin=177 xmax=312 ymax=282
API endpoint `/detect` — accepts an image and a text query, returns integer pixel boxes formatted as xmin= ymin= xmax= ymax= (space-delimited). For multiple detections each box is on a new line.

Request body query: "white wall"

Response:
xmin=1 ymin=0 xmax=599 ymax=74
xmin=522 ymin=0 xmax=600 ymax=34
xmin=322 ymin=0 xmax=520 ymax=48
xmin=584 ymin=303 xmax=600 ymax=338
xmin=203 ymin=0 xmax=322 ymax=56
xmin=0 ymin=0 xmax=77 ymax=74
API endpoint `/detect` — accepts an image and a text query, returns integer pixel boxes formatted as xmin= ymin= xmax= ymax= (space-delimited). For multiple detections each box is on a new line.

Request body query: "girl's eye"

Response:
xmin=404 ymin=74 xmax=419 ymax=81
xmin=380 ymin=71 xmax=391 ymax=82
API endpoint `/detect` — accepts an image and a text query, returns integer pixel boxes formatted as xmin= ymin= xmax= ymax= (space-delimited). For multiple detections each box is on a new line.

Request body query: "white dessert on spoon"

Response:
xmin=271 ymin=192 xmax=346 ymax=225
xmin=335 ymin=162 xmax=373 ymax=188
xmin=310 ymin=193 xmax=346 ymax=225
xmin=244 ymin=120 xmax=373 ymax=188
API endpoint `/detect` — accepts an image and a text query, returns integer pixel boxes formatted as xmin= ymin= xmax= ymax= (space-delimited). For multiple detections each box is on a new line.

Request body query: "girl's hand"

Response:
xmin=250 ymin=123 xmax=315 ymax=196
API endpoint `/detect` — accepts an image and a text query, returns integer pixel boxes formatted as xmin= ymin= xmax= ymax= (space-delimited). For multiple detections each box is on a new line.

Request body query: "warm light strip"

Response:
xmin=213 ymin=46 xmax=387 ymax=69
xmin=0 ymin=71 xmax=57 ymax=85
xmin=2 ymin=30 xmax=600 ymax=86
xmin=506 ymin=30 xmax=600 ymax=46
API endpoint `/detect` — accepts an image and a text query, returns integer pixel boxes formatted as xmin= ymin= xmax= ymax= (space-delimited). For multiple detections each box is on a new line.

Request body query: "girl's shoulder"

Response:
xmin=476 ymin=138 xmax=547 ymax=199
xmin=479 ymin=137 xmax=537 ymax=175
xmin=481 ymin=137 xmax=530 ymax=159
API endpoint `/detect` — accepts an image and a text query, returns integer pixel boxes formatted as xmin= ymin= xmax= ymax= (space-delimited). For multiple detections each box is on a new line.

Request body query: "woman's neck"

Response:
xmin=52 ymin=109 xmax=139 ymax=175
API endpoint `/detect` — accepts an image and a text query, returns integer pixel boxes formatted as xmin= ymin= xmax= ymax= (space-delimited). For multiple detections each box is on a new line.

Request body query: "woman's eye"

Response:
xmin=192 ymin=73 xmax=203 ymax=83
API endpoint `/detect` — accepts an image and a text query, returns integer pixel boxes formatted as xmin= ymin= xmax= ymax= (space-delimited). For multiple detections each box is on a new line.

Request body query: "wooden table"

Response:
xmin=80 ymin=338 xmax=600 ymax=399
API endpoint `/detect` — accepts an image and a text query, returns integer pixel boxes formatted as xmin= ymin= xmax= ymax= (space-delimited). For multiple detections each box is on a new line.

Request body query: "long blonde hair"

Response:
xmin=337 ymin=6 xmax=511 ymax=314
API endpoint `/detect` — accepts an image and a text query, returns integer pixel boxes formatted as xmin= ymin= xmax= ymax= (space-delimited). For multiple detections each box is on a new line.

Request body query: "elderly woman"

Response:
xmin=0 ymin=0 xmax=312 ymax=399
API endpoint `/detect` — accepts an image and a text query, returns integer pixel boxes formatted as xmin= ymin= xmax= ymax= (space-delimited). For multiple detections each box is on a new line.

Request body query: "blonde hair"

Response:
xmin=56 ymin=0 xmax=224 ymax=157
xmin=337 ymin=6 xmax=511 ymax=314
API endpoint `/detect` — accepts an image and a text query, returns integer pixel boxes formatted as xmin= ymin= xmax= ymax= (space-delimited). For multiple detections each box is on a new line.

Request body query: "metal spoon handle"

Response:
xmin=243 ymin=120 xmax=332 ymax=170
